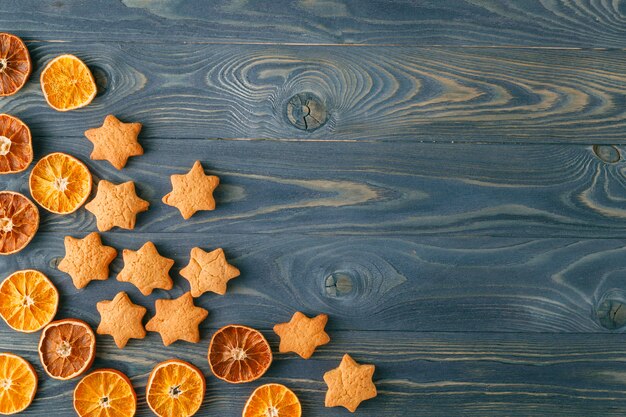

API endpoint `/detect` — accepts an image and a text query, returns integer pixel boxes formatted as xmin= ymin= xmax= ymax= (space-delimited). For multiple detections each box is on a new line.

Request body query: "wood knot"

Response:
xmin=91 ymin=65 xmax=108 ymax=96
xmin=286 ymin=92 xmax=327 ymax=131
xmin=324 ymin=271 xmax=354 ymax=298
xmin=596 ymin=290 xmax=626 ymax=330
xmin=593 ymin=145 xmax=620 ymax=163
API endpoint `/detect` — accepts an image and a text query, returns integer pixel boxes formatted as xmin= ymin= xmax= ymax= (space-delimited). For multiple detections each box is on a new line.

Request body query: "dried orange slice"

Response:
xmin=146 ymin=359 xmax=205 ymax=417
xmin=0 ymin=269 xmax=58 ymax=333
xmin=0 ymin=191 xmax=38 ymax=256
xmin=40 ymin=54 xmax=96 ymax=111
xmin=74 ymin=369 xmax=136 ymax=417
xmin=0 ymin=353 xmax=37 ymax=415
xmin=0 ymin=33 xmax=31 ymax=97
xmin=0 ymin=114 xmax=32 ymax=174
xmin=29 ymin=152 xmax=92 ymax=214
xmin=38 ymin=319 xmax=96 ymax=380
xmin=243 ymin=384 xmax=301 ymax=417
xmin=208 ymin=324 xmax=272 ymax=384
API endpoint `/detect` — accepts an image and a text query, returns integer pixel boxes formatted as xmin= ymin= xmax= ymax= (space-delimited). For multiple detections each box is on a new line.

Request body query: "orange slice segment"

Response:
xmin=208 ymin=324 xmax=272 ymax=384
xmin=40 ymin=54 xmax=96 ymax=111
xmin=0 ymin=269 xmax=58 ymax=333
xmin=0 ymin=114 xmax=32 ymax=174
xmin=74 ymin=369 xmax=137 ymax=417
xmin=29 ymin=152 xmax=92 ymax=214
xmin=146 ymin=359 xmax=205 ymax=417
xmin=0 ymin=353 xmax=37 ymax=415
xmin=0 ymin=33 xmax=31 ymax=97
xmin=38 ymin=319 xmax=96 ymax=380
xmin=243 ymin=384 xmax=302 ymax=417
xmin=0 ymin=191 xmax=38 ymax=256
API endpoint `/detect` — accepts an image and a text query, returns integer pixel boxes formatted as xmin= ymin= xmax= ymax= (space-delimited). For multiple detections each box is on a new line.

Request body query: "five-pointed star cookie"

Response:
xmin=96 ymin=292 xmax=147 ymax=348
xmin=324 ymin=354 xmax=377 ymax=412
xmin=145 ymin=292 xmax=209 ymax=346
xmin=180 ymin=247 xmax=240 ymax=297
xmin=85 ymin=180 xmax=149 ymax=231
xmin=117 ymin=241 xmax=174 ymax=296
xmin=273 ymin=312 xmax=330 ymax=359
xmin=162 ymin=161 xmax=219 ymax=219
xmin=58 ymin=232 xmax=117 ymax=289
xmin=84 ymin=115 xmax=143 ymax=170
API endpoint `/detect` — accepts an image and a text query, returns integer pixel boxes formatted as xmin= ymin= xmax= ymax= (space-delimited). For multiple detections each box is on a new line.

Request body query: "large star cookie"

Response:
xmin=162 ymin=161 xmax=219 ymax=219
xmin=180 ymin=247 xmax=240 ymax=297
xmin=85 ymin=180 xmax=149 ymax=231
xmin=146 ymin=292 xmax=209 ymax=346
xmin=324 ymin=354 xmax=377 ymax=412
xmin=97 ymin=292 xmax=146 ymax=348
xmin=84 ymin=115 xmax=143 ymax=169
xmin=273 ymin=312 xmax=330 ymax=359
xmin=58 ymin=232 xmax=117 ymax=289
xmin=117 ymin=241 xmax=174 ymax=296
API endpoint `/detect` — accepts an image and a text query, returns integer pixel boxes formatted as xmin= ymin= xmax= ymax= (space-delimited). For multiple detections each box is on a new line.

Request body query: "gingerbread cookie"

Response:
xmin=96 ymin=292 xmax=146 ymax=348
xmin=116 ymin=241 xmax=174 ymax=296
xmin=84 ymin=115 xmax=143 ymax=170
xmin=324 ymin=354 xmax=377 ymax=412
xmin=145 ymin=292 xmax=208 ymax=346
xmin=180 ymin=247 xmax=240 ymax=297
xmin=162 ymin=161 xmax=219 ymax=219
xmin=273 ymin=312 xmax=330 ymax=359
xmin=57 ymin=232 xmax=117 ymax=289
xmin=85 ymin=180 xmax=149 ymax=231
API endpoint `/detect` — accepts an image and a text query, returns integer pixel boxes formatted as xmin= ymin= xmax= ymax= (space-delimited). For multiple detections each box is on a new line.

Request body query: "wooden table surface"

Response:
xmin=2 ymin=1 xmax=626 ymax=416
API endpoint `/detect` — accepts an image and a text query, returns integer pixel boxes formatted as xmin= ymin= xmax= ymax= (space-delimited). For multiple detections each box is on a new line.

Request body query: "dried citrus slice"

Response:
xmin=208 ymin=324 xmax=272 ymax=384
xmin=243 ymin=384 xmax=301 ymax=417
xmin=0 ymin=353 xmax=37 ymax=415
xmin=0 ymin=191 xmax=38 ymax=256
xmin=40 ymin=54 xmax=96 ymax=111
xmin=74 ymin=369 xmax=136 ymax=417
xmin=0 ymin=269 xmax=58 ymax=333
xmin=0 ymin=33 xmax=31 ymax=97
xmin=0 ymin=114 xmax=32 ymax=174
xmin=29 ymin=152 xmax=92 ymax=214
xmin=146 ymin=359 xmax=205 ymax=417
xmin=38 ymin=319 xmax=96 ymax=380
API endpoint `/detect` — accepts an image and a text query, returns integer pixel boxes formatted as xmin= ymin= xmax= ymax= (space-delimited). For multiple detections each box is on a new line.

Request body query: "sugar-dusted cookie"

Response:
xmin=162 ymin=161 xmax=219 ymax=219
xmin=180 ymin=247 xmax=240 ymax=297
xmin=273 ymin=312 xmax=330 ymax=359
xmin=58 ymin=232 xmax=117 ymax=289
xmin=324 ymin=354 xmax=377 ymax=412
xmin=117 ymin=241 xmax=174 ymax=296
xmin=84 ymin=115 xmax=143 ymax=170
xmin=145 ymin=292 xmax=208 ymax=346
xmin=85 ymin=180 xmax=149 ymax=231
xmin=96 ymin=292 xmax=146 ymax=348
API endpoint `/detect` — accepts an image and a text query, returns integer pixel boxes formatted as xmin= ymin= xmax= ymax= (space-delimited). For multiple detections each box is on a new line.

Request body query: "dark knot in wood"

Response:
xmin=286 ymin=92 xmax=327 ymax=131
xmin=324 ymin=271 xmax=354 ymax=298
xmin=596 ymin=290 xmax=626 ymax=330
xmin=593 ymin=145 xmax=620 ymax=163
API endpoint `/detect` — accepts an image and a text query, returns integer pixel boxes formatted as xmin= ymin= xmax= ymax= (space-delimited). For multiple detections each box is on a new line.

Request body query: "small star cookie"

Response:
xmin=58 ymin=232 xmax=117 ymax=289
xmin=273 ymin=312 xmax=330 ymax=359
xmin=96 ymin=292 xmax=146 ymax=348
xmin=117 ymin=241 xmax=174 ymax=296
xmin=85 ymin=180 xmax=149 ymax=231
xmin=162 ymin=161 xmax=219 ymax=219
xmin=84 ymin=115 xmax=143 ymax=169
xmin=180 ymin=247 xmax=240 ymax=297
xmin=324 ymin=354 xmax=377 ymax=412
xmin=145 ymin=292 xmax=209 ymax=346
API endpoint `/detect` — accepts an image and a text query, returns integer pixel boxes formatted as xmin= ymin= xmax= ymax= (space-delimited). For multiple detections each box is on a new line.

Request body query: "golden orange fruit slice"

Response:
xmin=0 ymin=269 xmax=58 ymax=333
xmin=0 ymin=191 xmax=38 ymax=256
xmin=0 ymin=114 xmax=32 ymax=174
xmin=29 ymin=152 xmax=92 ymax=214
xmin=243 ymin=383 xmax=301 ymax=417
xmin=40 ymin=54 xmax=96 ymax=111
xmin=146 ymin=359 xmax=205 ymax=417
xmin=0 ymin=33 xmax=31 ymax=97
xmin=74 ymin=369 xmax=137 ymax=417
xmin=0 ymin=353 xmax=37 ymax=415
xmin=38 ymin=319 xmax=96 ymax=380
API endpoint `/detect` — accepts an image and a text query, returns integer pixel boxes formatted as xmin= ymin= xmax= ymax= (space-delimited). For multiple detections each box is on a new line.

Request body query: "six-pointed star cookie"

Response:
xmin=85 ymin=180 xmax=149 ymax=231
xmin=273 ymin=312 xmax=330 ymax=359
xmin=58 ymin=232 xmax=117 ymax=289
xmin=117 ymin=241 xmax=174 ymax=296
xmin=324 ymin=354 xmax=377 ymax=412
xmin=84 ymin=115 xmax=143 ymax=169
xmin=162 ymin=160 xmax=219 ymax=219
xmin=180 ymin=247 xmax=240 ymax=297
xmin=145 ymin=292 xmax=209 ymax=346
xmin=97 ymin=292 xmax=147 ymax=348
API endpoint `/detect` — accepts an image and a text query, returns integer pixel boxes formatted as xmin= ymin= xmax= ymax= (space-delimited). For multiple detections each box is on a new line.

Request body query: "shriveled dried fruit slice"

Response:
xmin=208 ymin=324 xmax=272 ymax=384
xmin=0 ymin=353 xmax=37 ymax=415
xmin=146 ymin=359 xmax=205 ymax=417
xmin=0 ymin=269 xmax=58 ymax=333
xmin=40 ymin=54 xmax=96 ymax=111
xmin=0 ymin=114 xmax=32 ymax=174
xmin=29 ymin=152 xmax=92 ymax=214
xmin=243 ymin=384 xmax=301 ymax=417
xmin=0 ymin=33 xmax=31 ymax=97
xmin=0 ymin=191 xmax=38 ymax=256
xmin=74 ymin=369 xmax=137 ymax=417
xmin=38 ymin=319 xmax=96 ymax=380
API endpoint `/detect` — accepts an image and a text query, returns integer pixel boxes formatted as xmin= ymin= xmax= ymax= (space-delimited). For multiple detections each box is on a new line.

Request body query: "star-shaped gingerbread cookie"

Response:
xmin=162 ymin=161 xmax=219 ymax=219
xmin=85 ymin=180 xmax=149 ymax=231
xmin=97 ymin=292 xmax=147 ymax=348
xmin=324 ymin=354 xmax=377 ymax=412
xmin=117 ymin=241 xmax=174 ymax=296
xmin=273 ymin=312 xmax=330 ymax=359
xmin=145 ymin=292 xmax=209 ymax=346
xmin=180 ymin=247 xmax=240 ymax=297
xmin=84 ymin=115 xmax=143 ymax=169
xmin=58 ymin=232 xmax=117 ymax=289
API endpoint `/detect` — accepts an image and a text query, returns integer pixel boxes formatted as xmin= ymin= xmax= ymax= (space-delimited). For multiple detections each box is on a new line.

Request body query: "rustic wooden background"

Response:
xmin=2 ymin=1 xmax=626 ymax=415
